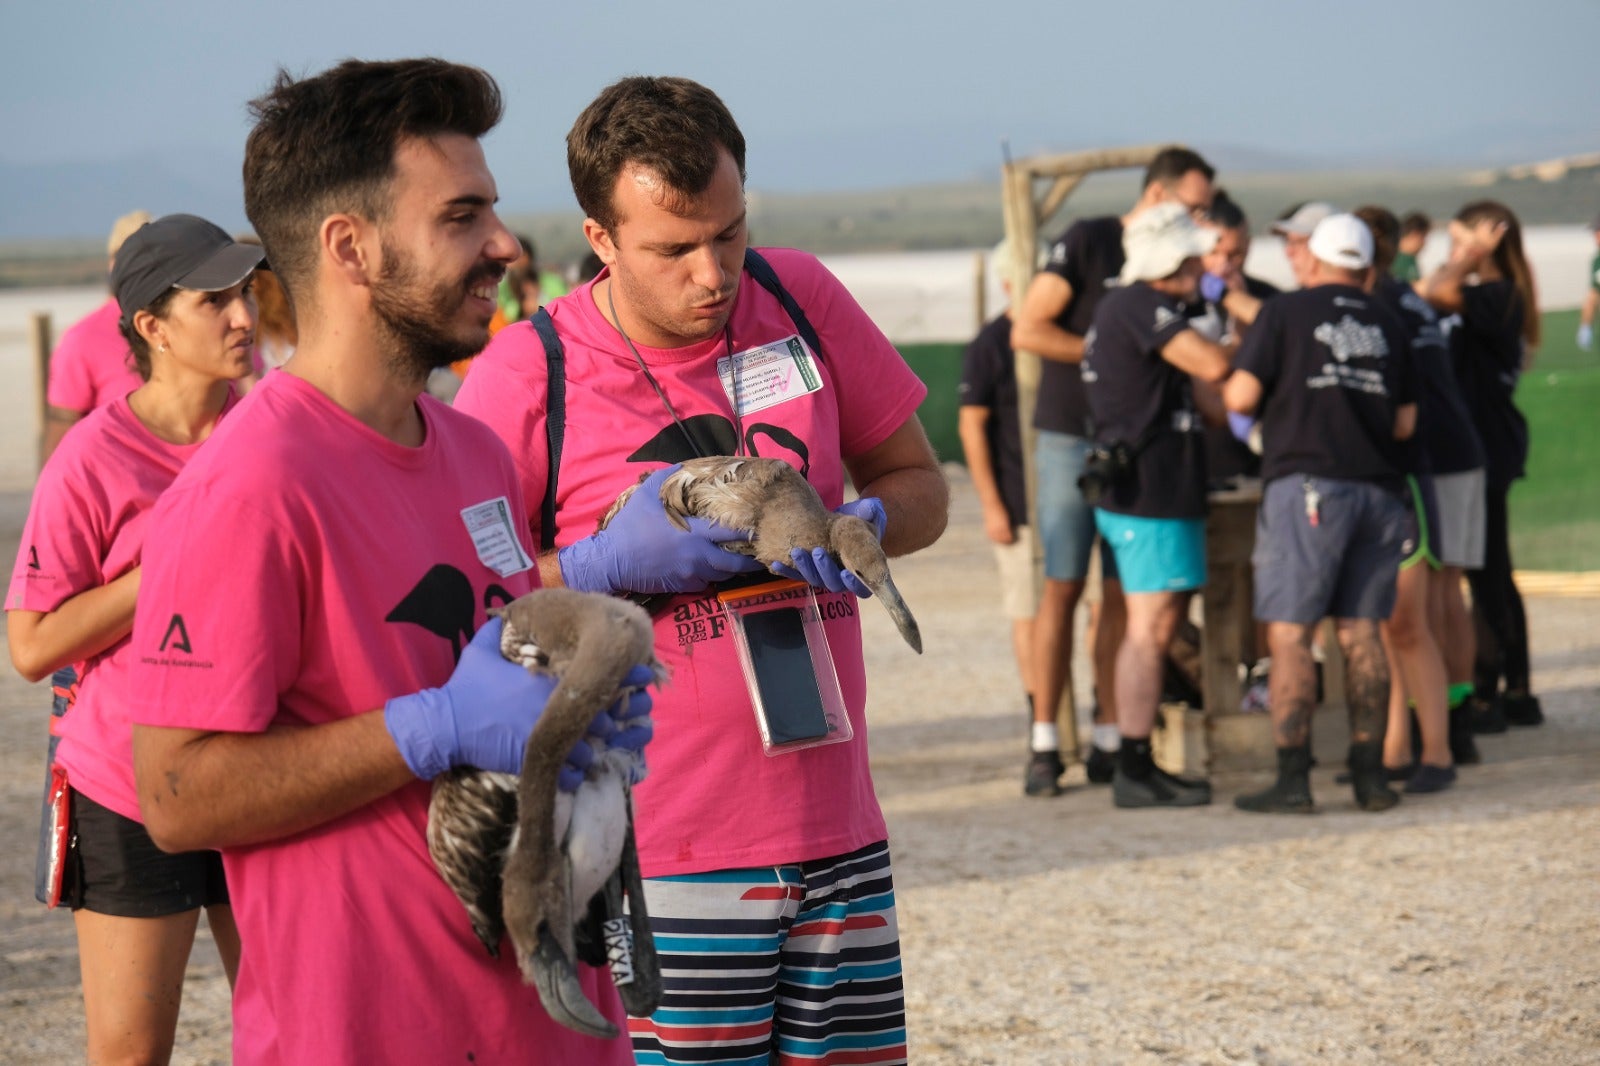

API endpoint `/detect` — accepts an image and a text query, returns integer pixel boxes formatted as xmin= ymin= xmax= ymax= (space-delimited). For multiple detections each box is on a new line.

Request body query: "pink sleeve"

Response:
xmin=454 ymin=323 xmax=553 ymax=548
xmin=46 ymin=327 xmax=98 ymax=412
xmin=127 ymin=485 xmax=302 ymax=733
xmin=763 ymin=250 xmax=928 ymax=459
xmin=6 ymin=457 xmax=103 ymax=613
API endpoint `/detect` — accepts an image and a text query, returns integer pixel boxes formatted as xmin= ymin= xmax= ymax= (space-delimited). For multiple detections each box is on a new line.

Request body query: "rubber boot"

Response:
xmin=1234 ymin=745 xmax=1315 ymax=814
xmin=1348 ymin=741 xmax=1401 ymax=812
xmin=1448 ymin=701 xmax=1481 ymax=765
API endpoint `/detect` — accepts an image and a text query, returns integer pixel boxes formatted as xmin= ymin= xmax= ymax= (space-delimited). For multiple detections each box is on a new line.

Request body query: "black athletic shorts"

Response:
xmin=63 ymin=790 xmax=230 ymax=917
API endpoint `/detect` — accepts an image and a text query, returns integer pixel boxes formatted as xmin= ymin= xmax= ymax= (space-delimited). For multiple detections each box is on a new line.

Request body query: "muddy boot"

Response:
xmin=1348 ymin=741 xmax=1400 ymax=812
xmin=1448 ymin=701 xmax=1481 ymax=765
xmin=1234 ymin=745 xmax=1316 ymax=814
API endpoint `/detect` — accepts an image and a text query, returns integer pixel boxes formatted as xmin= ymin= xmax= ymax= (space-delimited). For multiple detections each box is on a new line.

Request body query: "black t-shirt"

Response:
xmin=957 ymin=313 xmax=1028 ymax=528
xmin=1371 ymin=276 xmax=1485 ymax=476
xmin=1033 ymin=216 xmax=1124 ymax=437
xmin=1447 ymin=279 xmax=1528 ymax=489
xmin=1082 ymin=283 xmax=1208 ymax=518
xmin=1202 ymin=276 xmax=1281 ymax=484
xmin=1235 ymin=284 xmax=1416 ymax=487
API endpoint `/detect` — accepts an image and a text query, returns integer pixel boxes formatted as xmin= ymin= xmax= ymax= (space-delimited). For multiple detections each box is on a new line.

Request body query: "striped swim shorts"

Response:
xmin=629 ymin=840 xmax=906 ymax=1065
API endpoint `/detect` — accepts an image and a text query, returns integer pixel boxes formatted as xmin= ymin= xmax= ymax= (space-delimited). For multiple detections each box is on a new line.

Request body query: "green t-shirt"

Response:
xmin=1589 ymin=250 xmax=1600 ymax=293
xmin=1391 ymin=252 xmax=1420 ymax=283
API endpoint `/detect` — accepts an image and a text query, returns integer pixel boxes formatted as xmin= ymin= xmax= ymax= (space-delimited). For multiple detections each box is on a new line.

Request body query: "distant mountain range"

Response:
xmin=1 ymin=119 xmax=1594 ymax=253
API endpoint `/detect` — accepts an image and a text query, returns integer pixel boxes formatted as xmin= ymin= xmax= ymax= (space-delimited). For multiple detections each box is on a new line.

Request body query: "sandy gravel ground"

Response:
xmin=2 ymin=469 xmax=1596 ymax=1065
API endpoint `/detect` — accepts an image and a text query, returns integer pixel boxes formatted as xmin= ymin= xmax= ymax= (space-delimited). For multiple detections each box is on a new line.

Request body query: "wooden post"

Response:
xmin=973 ymin=250 xmax=987 ymax=333
xmin=30 ymin=312 xmax=53 ymax=473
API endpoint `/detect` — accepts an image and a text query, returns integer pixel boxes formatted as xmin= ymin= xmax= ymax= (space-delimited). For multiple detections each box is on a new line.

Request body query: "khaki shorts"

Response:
xmin=993 ymin=524 xmax=1042 ymax=620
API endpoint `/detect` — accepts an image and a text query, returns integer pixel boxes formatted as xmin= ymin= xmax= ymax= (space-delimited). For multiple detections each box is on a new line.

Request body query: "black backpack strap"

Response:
xmin=530 ymin=309 xmax=565 ymax=553
xmin=743 ymin=248 xmax=825 ymax=365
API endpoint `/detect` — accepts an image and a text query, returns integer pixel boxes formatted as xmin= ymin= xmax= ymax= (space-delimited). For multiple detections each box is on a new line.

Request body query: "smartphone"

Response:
xmin=743 ymin=607 xmax=831 ymax=744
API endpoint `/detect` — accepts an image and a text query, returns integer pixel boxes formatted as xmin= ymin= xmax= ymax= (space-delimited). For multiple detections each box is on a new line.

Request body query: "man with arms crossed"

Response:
xmin=458 ymin=76 xmax=948 ymax=1065
xmin=1011 ymin=147 xmax=1215 ymax=795
xmin=122 ymin=60 xmax=658 ymax=1064
xmin=1223 ymin=214 xmax=1418 ymax=814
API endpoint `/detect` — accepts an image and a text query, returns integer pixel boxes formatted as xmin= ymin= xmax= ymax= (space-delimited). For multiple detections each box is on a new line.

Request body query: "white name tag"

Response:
xmin=718 ymin=334 xmax=824 ymax=416
xmin=460 ymin=497 xmax=534 ymax=577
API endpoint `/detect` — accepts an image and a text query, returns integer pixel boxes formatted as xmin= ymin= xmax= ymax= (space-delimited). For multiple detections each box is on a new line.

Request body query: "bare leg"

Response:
xmin=1386 ymin=565 xmax=1452 ymax=768
xmin=1435 ymin=566 xmax=1475 ymax=687
xmin=1030 ymin=578 xmax=1083 ymax=729
xmin=1265 ymin=621 xmax=1318 ymax=747
xmin=1114 ymin=590 xmax=1188 ymax=741
xmin=75 ymin=907 xmax=203 ymax=1065
xmin=1337 ymin=618 xmax=1390 ymax=746
xmin=1093 ymin=580 xmax=1125 ymax=727
xmin=1379 ymin=624 xmax=1412 ymax=768
xmin=206 ymin=904 xmax=242 ymax=989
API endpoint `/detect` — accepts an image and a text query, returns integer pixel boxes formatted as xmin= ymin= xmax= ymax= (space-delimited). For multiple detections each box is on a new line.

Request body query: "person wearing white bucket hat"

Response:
xmin=1080 ymin=202 xmax=1234 ymax=808
xmin=1223 ymin=212 xmax=1420 ymax=816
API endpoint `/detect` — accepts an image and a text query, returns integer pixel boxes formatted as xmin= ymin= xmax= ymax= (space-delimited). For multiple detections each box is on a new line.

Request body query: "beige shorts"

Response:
xmin=993 ymin=524 xmax=1042 ymax=620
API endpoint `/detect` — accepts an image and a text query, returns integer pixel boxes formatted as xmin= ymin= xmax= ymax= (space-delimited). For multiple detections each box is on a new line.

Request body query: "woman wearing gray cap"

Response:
xmin=5 ymin=213 xmax=262 ymax=1064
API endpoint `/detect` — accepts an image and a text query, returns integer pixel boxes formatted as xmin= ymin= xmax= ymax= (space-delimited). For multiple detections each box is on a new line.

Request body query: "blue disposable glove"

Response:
xmin=1226 ymin=411 xmax=1256 ymax=444
xmin=1578 ymin=323 xmax=1593 ymax=351
xmin=384 ymin=618 xmax=657 ymax=787
xmin=1199 ymin=272 xmax=1227 ymax=304
xmin=770 ymin=497 xmax=886 ymax=597
xmin=557 ymin=678 xmax=657 ymax=790
xmin=557 ymin=466 xmax=766 ymax=595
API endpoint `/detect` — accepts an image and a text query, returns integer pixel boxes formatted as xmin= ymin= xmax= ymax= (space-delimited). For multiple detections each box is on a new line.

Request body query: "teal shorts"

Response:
xmin=1093 ymin=511 xmax=1207 ymax=594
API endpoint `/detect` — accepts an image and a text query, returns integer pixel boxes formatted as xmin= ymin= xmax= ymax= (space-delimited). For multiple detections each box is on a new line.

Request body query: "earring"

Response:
xmin=159 ymin=344 xmax=168 ymax=353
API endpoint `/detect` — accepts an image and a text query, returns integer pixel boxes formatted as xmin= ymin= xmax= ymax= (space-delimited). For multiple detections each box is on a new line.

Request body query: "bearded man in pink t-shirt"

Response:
xmin=455 ymin=76 xmax=949 ymax=1066
xmin=117 ymin=60 xmax=666 ymax=1066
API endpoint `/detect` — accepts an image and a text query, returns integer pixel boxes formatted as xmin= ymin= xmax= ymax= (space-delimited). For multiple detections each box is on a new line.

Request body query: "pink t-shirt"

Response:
xmin=46 ymin=298 xmax=141 ymax=413
xmin=117 ymin=371 xmax=631 ymax=1066
xmin=456 ymin=248 xmax=928 ymax=877
xmin=8 ymin=391 xmax=235 ymax=820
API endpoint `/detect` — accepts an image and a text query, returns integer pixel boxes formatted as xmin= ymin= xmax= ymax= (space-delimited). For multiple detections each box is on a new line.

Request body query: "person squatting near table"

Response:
xmin=1010 ymin=147 xmax=1216 ymax=796
xmin=958 ymin=240 xmax=1042 ymax=734
xmin=1415 ymin=200 xmax=1544 ymax=733
xmin=7 ymin=213 xmax=263 ymax=1065
xmin=456 ymin=75 xmax=948 ymax=1065
xmin=119 ymin=59 xmax=657 ymax=1066
xmin=1081 ymin=202 xmax=1237 ymax=809
xmin=1223 ymin=213 xmax=1419 ymax=814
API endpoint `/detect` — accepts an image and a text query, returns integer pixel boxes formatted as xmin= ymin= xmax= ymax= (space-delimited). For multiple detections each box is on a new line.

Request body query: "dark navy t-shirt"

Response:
xmin=958 ymin=313 xmax=1028 ymax=529
xmin=1033 ymin=216 xmax=1124 ymax=437
xmin=1082 ymin=282 xmax=1208 ymax=518
xmin=1448 ymin=279 xmax=1528 ymax=489
xmin=1234 ymin=284 xmax=1416 ymax=487
xmin=1371 ymin=275 xmax=1485 ymax=477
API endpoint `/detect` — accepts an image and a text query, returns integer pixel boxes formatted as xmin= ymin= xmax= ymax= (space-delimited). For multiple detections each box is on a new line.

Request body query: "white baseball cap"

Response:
xmin=1271 ymin=201 xmax=1336 ymax=238
xmin=1119 ymin=202 xmax=1218 ymax=284
xmin=1308 ymin=213 xmax=1375 ymax=271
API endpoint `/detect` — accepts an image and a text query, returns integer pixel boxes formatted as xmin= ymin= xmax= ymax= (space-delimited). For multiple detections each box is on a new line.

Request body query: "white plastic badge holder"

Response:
xmin=718 ymin=579 xmax=851 ymax=756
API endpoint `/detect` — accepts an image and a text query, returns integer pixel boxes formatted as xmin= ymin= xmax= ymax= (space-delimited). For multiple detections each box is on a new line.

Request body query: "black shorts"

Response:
xmin=63 ymin=790 xmax=230 ymax=917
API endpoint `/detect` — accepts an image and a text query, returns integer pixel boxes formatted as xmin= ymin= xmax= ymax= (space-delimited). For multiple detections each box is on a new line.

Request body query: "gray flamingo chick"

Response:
xmin=611 ymin=456 xmax=922 ymax=653
xmin=426 ymin=588 xmax=664 ymax=1038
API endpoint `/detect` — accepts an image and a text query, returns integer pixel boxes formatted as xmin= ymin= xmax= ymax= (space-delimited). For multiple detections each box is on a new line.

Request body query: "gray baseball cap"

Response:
xmin=111 ymin=214 xmax=266 ymax=330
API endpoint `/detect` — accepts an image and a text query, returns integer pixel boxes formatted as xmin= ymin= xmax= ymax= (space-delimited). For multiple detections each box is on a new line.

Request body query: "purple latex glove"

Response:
xmin=556 ymin=679 xmax=656 ymax=790
xmin=384 ymin=618 xmax=656 ymax=787
xmin=770 ymin=497 xmax=886 ymax=597
xmin=558 ymin=465 xmax=766 ymax=595
xmin=1226 ymin=411 xmax=1257 ymax=443
xmin=1199 ymin=272 xmax=1228 ymax=304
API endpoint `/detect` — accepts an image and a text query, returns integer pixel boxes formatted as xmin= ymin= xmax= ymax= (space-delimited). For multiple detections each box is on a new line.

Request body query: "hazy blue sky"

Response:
xmin=1 ymin=0 xmax=1595 ymax=237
